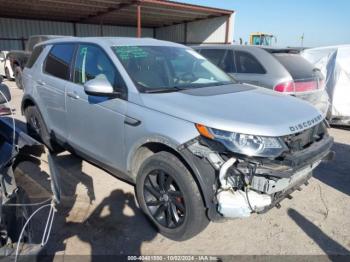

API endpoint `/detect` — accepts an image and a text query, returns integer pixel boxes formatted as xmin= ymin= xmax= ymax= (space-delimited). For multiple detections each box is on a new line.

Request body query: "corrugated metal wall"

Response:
xmin=187 ymin=16 xmax=229 ymax=43
xmin=0 ymin=17 xmax=154 ymax=50
xmin=0 ymin=16 xmax=233 ymax=50
xmin=155 ymin=24 xmax=185 ymax=43
xmin=0 ymin=18 xmax=74 ymax=50
xmin=155 ymin=16 xmax=232 ymax=44
xmin=102 ymin=25 xmax=153 ymax=37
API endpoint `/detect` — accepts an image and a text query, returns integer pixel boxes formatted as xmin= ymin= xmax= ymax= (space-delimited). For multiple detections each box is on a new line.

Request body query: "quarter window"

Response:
xmin=235 ymin=51 xmax=266 ymax=74
xmin=26 ymin=45 xmax=44 ymax=68
xmin=73 ymin=44 xmax=119 ymax=89
xmin=44 ymin=44 xmax=75 ymax=80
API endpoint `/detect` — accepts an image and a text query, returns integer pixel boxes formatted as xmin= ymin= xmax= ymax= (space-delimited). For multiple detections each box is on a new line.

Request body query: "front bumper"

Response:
xmin=216 ymin=135 xmax=334 ymax=218
xmin=258 ymin=171 xmax=312 ymax=213
xmin=252 ymin=135 xmax=334 ymax=179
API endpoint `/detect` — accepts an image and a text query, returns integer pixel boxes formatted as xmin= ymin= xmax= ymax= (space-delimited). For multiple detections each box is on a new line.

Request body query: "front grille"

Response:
xmin=283 ymin=122 xmax=326 ymax=152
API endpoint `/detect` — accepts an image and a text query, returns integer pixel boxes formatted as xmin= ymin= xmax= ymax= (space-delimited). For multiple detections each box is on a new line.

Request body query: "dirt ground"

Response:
xmin=3 ymin=79 xmax=350 ymax=259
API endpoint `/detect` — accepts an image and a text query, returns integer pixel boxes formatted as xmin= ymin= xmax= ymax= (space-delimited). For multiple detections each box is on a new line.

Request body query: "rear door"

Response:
xmin=38 ymin=43 xmax=75 ymax=141
xmin=66 ymin=43 xmax=127 ymax=170
xmin=232 ymin=50 xmax=267 ymax=86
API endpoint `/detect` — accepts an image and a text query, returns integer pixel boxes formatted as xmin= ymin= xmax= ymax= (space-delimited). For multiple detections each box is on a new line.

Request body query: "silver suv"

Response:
xmin=21 ymin=37 xmax=333 ymax=240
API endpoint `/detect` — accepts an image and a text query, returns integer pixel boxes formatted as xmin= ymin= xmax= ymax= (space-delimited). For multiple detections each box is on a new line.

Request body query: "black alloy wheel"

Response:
xmin=144 ymin=170 xmax=186 ymax=229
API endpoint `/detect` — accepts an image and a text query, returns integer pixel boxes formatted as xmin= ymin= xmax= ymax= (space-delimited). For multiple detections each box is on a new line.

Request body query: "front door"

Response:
xmin=66 ymin=44 xmax=127 ymax=171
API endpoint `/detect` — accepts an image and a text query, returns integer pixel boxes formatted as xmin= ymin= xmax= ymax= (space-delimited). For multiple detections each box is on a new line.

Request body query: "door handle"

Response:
xmin=124 ymin=116 xmax=141 ymax=126
xmin=36 ymin=80 xmax=45 ymax=86
xmin=67 ymin=92 xmax=79 ymax=99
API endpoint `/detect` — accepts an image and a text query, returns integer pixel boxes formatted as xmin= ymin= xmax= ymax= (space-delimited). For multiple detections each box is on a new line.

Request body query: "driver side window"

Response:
xmin=73 ymin=44 xmax=122 ymax=90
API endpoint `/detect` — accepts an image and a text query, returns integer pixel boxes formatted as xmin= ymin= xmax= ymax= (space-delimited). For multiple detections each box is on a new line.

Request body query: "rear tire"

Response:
xmin=136 ymin=151 xmax=209 ymax=241
xmin=24 ymin=106 xmax=64 ymax=153
xmin=14 ymin=67 xmax=23 ymax=89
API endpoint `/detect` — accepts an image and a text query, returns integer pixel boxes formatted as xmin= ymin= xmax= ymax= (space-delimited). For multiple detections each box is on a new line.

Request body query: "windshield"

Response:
xmin=112 ymin=46 xmax=235 ymax=92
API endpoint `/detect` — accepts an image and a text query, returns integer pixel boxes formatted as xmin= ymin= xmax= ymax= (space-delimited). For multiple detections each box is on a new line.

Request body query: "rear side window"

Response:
xmin=44 ymin=44 xmax=75 ymax=80
xmin=235 ymin=51 xmax=266 ymax=74
xmin=274 ymin=54 xmax=316 ymax=80
xmin=26 ymin=45 xmax=44 ymax=68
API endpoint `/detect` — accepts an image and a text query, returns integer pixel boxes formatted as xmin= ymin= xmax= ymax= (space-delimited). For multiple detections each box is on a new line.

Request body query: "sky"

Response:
xmin=174 ymin=0 xmax=350 ymax=47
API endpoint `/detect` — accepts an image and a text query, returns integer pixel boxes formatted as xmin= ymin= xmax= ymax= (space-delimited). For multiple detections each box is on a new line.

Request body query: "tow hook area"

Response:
xmin=217 ymin=157 xmax=272 ymax=218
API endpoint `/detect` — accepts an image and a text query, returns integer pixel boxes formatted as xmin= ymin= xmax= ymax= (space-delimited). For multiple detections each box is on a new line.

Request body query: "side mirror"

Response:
xmin=0 ymin=84 xmax=11 ymax=104
xmin=84 ymin=77 xmax=120 ymax=97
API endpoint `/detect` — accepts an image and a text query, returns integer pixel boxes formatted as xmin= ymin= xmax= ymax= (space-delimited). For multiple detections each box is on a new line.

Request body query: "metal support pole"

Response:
xmin=137 ymin=4 xmax=142 ymax=38
xmin=100 ymin=19 xmax=103 ymax=36
xmin=21 ymin=37 xmax=26 ymax=50
xmin=73 ymin=23 xmax=77 ymax=36
xmin=225 ymin=15 xmax=230 ymax=44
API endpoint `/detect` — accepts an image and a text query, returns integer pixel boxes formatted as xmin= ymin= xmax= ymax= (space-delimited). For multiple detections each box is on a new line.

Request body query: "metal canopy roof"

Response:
xmin=0 ymin=0 xmax=234 ymax=28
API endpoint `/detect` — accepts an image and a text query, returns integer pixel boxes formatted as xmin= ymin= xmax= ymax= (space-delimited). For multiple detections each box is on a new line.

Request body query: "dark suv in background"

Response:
xmin=193 ymin=45 xmax=330 ymax=115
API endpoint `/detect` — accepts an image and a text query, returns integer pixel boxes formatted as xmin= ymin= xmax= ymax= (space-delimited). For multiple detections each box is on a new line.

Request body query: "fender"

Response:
xmin=127 ymin=136 xmax=217 ymax=216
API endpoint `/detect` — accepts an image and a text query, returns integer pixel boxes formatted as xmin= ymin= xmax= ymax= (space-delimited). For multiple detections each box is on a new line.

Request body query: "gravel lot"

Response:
xmin=3 ymin=79 xmax=350 ymax=259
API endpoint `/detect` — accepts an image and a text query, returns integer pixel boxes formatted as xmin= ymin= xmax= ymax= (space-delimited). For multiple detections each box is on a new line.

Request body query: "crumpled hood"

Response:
xmin=139 ymin=84 xmax=324 ymax=137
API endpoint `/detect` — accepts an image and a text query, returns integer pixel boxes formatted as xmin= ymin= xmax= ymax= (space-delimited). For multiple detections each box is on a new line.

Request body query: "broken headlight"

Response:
xmin=196 ymin=124 xmax=287 ymax=158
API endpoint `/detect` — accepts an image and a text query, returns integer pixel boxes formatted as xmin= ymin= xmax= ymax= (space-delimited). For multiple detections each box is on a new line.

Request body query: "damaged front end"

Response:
xmin=183 ymin=121 xmax=334 ymax=219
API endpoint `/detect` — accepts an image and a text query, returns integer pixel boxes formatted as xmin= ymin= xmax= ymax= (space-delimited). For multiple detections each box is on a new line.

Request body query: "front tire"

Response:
xmin=24 ymin=106 xmax=63 ymax=153
xmin=136 ymin=151 xmax=209 ymax=241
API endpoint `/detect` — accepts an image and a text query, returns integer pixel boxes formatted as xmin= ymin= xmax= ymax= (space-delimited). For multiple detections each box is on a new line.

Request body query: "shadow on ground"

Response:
xmin=3 ymin=118 xmax=157 ymax=259
xmin=314 ymin=141 xmax=350 ymax=196
xmin=288 ymin=209 xmax=350 ymax=255
xmin=41 ymin=153 xmax=157 ymax=260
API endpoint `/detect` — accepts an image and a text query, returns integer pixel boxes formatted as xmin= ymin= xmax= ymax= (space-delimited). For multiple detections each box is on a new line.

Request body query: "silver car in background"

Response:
xmin=193 ymin=45 xmax=330 ymax=115
xmin=21 ymin=37 xmax=333 ymax=241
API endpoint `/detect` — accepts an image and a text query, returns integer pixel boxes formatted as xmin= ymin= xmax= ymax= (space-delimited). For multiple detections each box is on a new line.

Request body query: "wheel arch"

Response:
xmin=21 ymin=94 xmax=37 ymax=115
xmin=21 ymin=95 xmax=51 ymax=132
xmin=128 ymin=139 xmax=215 ymax=209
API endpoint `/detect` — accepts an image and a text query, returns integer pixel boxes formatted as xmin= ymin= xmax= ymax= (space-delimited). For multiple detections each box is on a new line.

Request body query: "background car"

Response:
xmin=193 ymin=45 xmax=330 ymax=115
xmin=0 ymin=51 xmax=15 ymax=80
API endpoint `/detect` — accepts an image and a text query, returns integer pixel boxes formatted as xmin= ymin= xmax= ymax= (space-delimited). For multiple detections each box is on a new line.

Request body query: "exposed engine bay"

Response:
xmin=186 ymin=121 xmax=334 ymax=219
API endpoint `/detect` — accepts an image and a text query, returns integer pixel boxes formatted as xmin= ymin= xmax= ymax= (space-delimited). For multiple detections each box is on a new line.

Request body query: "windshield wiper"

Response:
xmin=143 ymin=87 xmax=188 ymax=94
